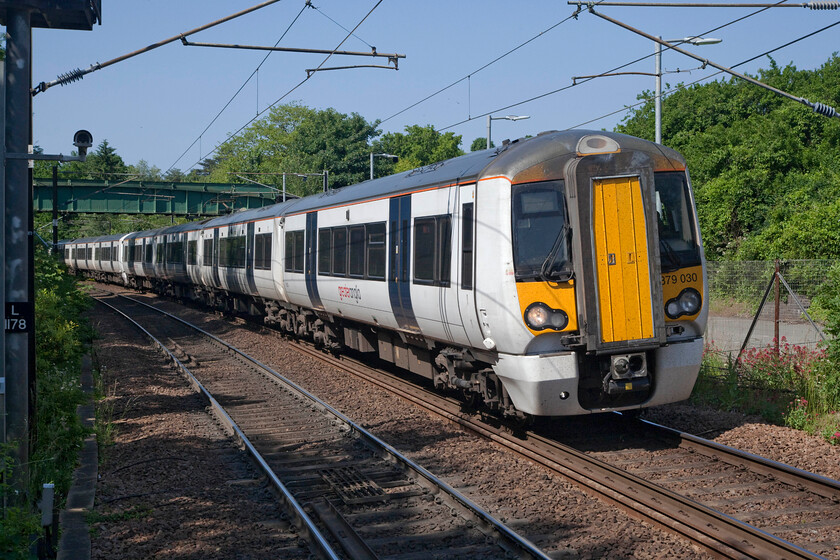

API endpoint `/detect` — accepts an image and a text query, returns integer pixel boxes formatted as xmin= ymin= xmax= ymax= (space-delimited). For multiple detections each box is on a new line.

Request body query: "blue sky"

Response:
xmin=30 ymin=0 xmax=840 ymax=174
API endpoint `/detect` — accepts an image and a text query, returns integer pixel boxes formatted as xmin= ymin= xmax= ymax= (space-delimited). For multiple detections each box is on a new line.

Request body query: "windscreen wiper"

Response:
xmin=540 ymin=225 xmax=573 ymax=282
xmin=659 ymin=237 xmax=682 ymax=272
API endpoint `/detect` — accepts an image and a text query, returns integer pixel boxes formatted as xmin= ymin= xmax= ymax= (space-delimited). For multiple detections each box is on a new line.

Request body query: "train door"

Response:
xmin=388 ymin=195 xmax=420 ymax=332
xmin=456 ymin=183 xmax=485 ymax=348
xmin=591 ymin=176 xmax=655 ymax=344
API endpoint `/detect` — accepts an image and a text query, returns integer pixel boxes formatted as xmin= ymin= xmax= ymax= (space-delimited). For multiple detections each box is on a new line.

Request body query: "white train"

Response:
xmin=63 ymin=129 xmax=708 ymax=419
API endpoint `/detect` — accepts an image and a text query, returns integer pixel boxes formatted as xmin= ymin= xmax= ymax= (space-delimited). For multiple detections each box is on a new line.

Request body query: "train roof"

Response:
xmin=202 ymin=129 xmax=685 ymax=222
xmin=65 ymin=129 xmax=686 ymax=241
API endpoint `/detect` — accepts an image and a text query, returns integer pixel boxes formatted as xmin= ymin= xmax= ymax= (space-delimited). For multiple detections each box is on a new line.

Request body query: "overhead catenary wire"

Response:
xmin=589 ymin=7 xmax=840 ymax=118
xmin=566 ymin=1 xmax=838 ymax=7
xmin=179 ymin=0 xmax=386 ymax=174
xmin=566 ymin=17 xmax=840 ymax=129
xmin=378 ymin=9 xmax=587 ymax=126
xmin=166 ymin=2 xmax=310 ymax=174
xmin=439 ymin=2 xmax=838 ymax=132
xmin=32 ymin=0 xmax=286 ymax=96
xmin=437 ymin=0 xmax=777 ymax=131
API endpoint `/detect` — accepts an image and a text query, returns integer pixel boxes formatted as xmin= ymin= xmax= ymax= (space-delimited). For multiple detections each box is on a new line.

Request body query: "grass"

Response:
xmin=692 ymin=339 xmax=840 ymax=445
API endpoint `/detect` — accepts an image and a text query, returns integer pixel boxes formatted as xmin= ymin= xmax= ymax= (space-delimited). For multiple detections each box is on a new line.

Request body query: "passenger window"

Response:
xmin=332 ymin=227 xmax=347 ymax=276
xmin=367 ymin=223 xmax=386 ymax=280
xmin=413 ymin=215 xmax=451 ymax=287
xmin=348 ymin=226 xmax=366 ymax=278
xmin=461 ymin=203 xmax=474 ymax=290
xmin=254 ymin=233 xmax=272 ymax=270
xmin=318 ymin=229 xmax=331 ymax=275
xmin=202 ymin=238 xmax=213 ymax=266
xmin=284 ymin=230 xmax=305 ymax=273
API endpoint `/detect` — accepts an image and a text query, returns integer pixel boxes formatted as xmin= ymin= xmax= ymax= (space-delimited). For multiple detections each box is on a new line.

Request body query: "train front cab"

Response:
xmin=491 ymin=134 xmax=707 ymax=416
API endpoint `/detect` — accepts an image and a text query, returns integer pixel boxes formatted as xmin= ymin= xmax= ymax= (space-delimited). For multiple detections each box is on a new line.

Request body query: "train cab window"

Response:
xmin=332 ymin=227 xmax=348 ymax=276
xmin=284 ymin=230 xmax=305 ymax=273
xmin=413 ymin=215 xmax=451 ymax=287
xmin=348 ymin=226 xmax=366 ymax=278
xmin=254 ymin=233 xmax=272 ymax=270
xmin=367 ymin=223 xmax=386 ymax=280
xmin=654 ymin=171 xmax=701 ymax=272
xmin=512 ymin=180 xmax=571 ymax=282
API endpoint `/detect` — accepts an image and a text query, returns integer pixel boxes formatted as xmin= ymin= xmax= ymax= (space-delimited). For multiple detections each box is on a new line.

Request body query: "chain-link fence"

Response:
xmin=704 ymin=260 xmax=836 ymax=354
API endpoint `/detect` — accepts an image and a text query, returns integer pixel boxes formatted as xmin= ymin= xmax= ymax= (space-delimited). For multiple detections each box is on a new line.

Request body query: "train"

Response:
xmin=62 ymin=129 xmax=708 ymax=420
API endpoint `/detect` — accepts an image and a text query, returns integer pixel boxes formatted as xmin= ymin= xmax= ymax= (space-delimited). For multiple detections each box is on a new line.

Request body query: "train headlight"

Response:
xmin=524 ymin=302 xmax=569 ymax=331
xmin=665 ymin=288 xmax=702 ymax=319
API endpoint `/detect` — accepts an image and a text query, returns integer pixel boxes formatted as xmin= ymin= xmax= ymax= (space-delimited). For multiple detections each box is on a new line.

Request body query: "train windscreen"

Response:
xmin=654 ymin=171 xmax=702 ymax=272
xmin=512 ymin=180 xmax=571 ymax=282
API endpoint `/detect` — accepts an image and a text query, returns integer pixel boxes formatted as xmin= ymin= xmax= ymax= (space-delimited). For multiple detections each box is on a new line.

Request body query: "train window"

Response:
xmin=318 ymin=229 xmax=331 ymax=275
xmin=284 ymin=230 xmax=305 ymax=273
xmin=167 ymin=240 xmax=185 ymax=264
xmin=254 ymin=233 xmax=272 ymax=270
xmin=220 ymin=236 xmax=246 ymax=268
xmin=332 ymin=227 xmax=348 ymax=277
xmin=187 ymin=241 xmax=198 ymax=265
xmin=143 ymin=242 xmax=151 ymax=264
xmin=348 ymin=226 xmax=365 ymax=278
xmin=232 ymin=236 xmax=246 ymax=268
xmin=654 ymin=171 xmax=701 ymax=272
xmin=413 ymin=215 xmax=451 ymax=287
xmin=202 ymin=238 xmax=213 ymax=266
xmin=512 ymin=180 xmax=571 ymax=282
xmin=155 ymin=240 xmax=165 ymax=264
xmin=461 ymin=203 xmax=474 ymax=290
xmin=367 ymin=222 xmax=386 ymax=280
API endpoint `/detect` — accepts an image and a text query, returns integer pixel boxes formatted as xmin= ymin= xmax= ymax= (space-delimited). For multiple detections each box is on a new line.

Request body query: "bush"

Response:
xmin=1 ymin=248 xmax=92 ymax=557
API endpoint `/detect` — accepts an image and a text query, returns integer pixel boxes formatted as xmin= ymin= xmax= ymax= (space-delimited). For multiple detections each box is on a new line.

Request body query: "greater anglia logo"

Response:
xmin=338 ymin=285 xmax=362 ymax=303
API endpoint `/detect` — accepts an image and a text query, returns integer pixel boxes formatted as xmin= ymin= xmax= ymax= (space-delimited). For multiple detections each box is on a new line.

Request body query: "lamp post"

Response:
xmin=370 ymin=152 xmax=399 ymax=180
xmin=655 ymin=36 xmax=721 ymax=144
xmin=486 ymin=115 xmax=530 ymax=149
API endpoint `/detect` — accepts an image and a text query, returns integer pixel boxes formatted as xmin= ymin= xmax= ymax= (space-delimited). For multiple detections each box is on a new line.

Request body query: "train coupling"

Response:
xmin=603 ymin=352 xmax=650 ymax=395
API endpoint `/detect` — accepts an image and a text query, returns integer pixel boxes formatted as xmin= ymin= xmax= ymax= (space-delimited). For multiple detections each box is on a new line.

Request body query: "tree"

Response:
xmin=616 ymin=54 xmax=840 ymax=259
xmin=209 ymin=103 xmax=380 ymax=195
xmin=130 ymin=159 xmax=162 ymax=181
xmin=471 ymin=137 xmax=493 ymax=151
xmin=373 ymin=124 xmax=463 ymax=173
xmin=54 ymin=139 xmax=130 ymax=180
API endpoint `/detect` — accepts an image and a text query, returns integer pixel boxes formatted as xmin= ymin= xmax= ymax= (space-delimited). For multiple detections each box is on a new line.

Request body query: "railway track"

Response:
xmin=92 ymin=289 xmax=551 ymax=560
xmin=224 ymin=309 xmax=840 ymax=559
xmin=93 ymin=285 xmax=840 ymax=559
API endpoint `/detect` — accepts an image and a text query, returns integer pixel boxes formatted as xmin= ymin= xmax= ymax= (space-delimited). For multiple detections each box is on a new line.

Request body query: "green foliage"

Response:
xmin=617 ymin=54 xmax=840 ymax=259
xmin=471 ymin=137 xmax=493 ymax=151
xmin=693 ymin=339 xmax=840 ymax=444
xmin=2 ymin=249 xmax=91 ymax=557
xmin=32 ymin=247 xmax=92 ymax=499
xmin=374 ymin=124 xmax=464 ymax=173
xmin=0 ymin=445 xmax=41 ymax=558
xmin=210 ymin=103 xmax=381 ymax=195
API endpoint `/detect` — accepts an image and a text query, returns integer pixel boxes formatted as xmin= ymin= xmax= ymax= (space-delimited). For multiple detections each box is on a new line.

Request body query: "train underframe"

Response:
xmin=80 ymin=270 xmax=673 ymax=419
